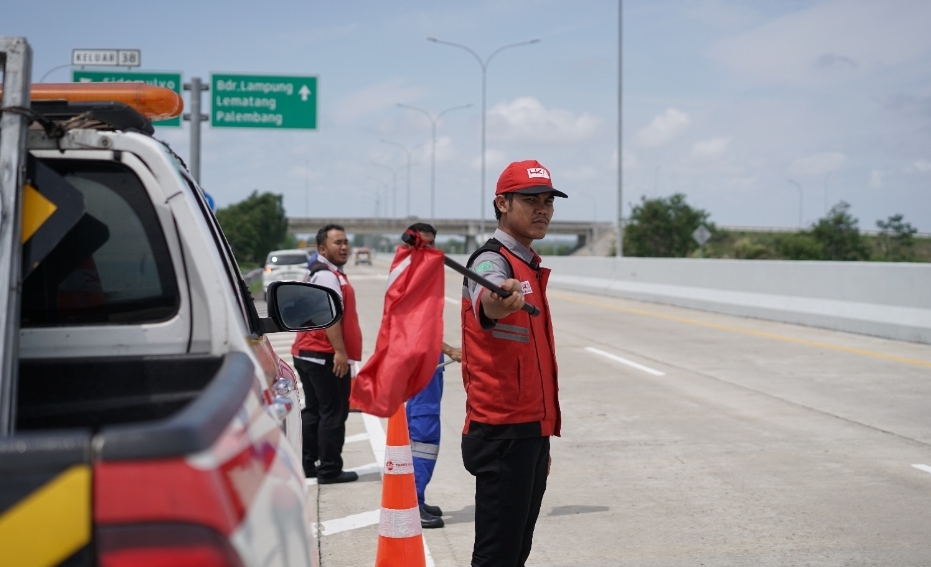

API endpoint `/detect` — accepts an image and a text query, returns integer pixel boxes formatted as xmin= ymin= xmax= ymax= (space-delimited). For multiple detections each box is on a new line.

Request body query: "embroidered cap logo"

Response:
xmin=526 ymin=167 xmax=550 ymax=180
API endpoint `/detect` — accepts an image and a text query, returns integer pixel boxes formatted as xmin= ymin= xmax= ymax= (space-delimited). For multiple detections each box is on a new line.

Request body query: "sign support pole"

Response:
xmin=0 ymin=37 xmax=33 ymax=436
xmin=184 ymin=77 xmax=209 ymax=184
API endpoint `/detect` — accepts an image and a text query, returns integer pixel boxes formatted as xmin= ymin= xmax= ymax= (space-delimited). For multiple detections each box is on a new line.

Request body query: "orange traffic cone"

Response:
xmin=374 ymin=406 xmax=425 ymax=567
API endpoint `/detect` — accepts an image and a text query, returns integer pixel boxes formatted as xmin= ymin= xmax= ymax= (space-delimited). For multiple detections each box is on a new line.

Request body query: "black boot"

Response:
xmin=422 ymin=503 xmax=443 ymax=516
xmin=420 ymin=506 xmax=444 ymax=529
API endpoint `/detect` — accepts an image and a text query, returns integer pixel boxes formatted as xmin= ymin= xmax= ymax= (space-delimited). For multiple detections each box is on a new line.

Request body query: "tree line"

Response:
xmin=622 ymin=194 xmax=925 ymax=262
xmin=212 ymin=190 xmax=926 ymax=264
xmin=214 ymin=191 xmax=294 ymax=269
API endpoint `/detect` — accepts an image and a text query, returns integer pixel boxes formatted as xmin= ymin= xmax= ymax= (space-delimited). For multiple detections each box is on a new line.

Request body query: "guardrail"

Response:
xmin=449 ymin=255 xmax=931 ymax=345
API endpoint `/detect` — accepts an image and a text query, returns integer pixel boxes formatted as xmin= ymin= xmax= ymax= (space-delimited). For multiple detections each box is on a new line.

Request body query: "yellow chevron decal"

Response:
xmin=21 ymin=183 xmax=58 ymax=244
xmin=0 ymin=465 xmax=91 ymax=567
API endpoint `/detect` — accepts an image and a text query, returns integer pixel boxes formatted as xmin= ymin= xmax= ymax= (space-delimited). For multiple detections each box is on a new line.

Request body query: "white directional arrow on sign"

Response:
xmin=298 ymin=85 xmax=311 ymax=101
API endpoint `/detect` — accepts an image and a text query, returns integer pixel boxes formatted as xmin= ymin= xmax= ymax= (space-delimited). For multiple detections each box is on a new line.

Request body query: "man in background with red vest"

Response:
xmin=292 ymin=224 xmax=363 ymax=484
xmin=461 ymin=160 xmax=567 ymax=567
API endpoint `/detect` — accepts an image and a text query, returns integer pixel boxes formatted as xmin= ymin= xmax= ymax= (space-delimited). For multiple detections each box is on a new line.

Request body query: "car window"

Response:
xmin=173 ymin=165 xmax=261 ymax=334
xmin=21 ymin=160 xmax=180 ymax=326
xmin=268 ymin=253 xmax=307 ymax=266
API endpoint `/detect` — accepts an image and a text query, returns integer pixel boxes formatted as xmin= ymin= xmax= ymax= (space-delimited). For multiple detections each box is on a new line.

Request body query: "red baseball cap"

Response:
xmin=495 ymin=160 xmax=568 ymax=198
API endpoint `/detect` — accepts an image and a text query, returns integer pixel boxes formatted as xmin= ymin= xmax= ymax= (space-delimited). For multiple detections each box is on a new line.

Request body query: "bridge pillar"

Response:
xmin=465 ymin=222 xmax=479 ymax=254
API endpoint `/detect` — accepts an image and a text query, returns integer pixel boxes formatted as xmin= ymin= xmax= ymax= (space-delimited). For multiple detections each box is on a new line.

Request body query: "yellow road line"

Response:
xmin=550 ymin=292 xmax=931 ymax=369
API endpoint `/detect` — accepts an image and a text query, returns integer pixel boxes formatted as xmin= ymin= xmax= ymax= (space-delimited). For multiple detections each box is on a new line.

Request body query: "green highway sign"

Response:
xmin=72 ymin=70 xmax=183 ymax=127
xmin=211 ymin=73 xmax=317 ymax=130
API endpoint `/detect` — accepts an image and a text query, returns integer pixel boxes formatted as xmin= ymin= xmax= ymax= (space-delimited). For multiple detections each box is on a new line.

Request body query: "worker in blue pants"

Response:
xmin=407 ymin=356 xmax=444 ymax=528
xmin=402 ymin=222 xmax=462 ymax=529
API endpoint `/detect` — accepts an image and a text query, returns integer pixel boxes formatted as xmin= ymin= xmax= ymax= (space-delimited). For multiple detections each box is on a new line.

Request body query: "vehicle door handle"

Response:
xmin=267 ymin=395 xmax=293 ymax=422
xmin=273 ymin=378 xmax=294 ymax=396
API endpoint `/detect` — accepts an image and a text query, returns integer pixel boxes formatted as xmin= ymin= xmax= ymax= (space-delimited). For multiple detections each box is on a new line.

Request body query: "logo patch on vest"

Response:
xmin=520 ymin=280 xmax=533 ymax=295
xmin=474 ymin=260 xmax=494 ymax=274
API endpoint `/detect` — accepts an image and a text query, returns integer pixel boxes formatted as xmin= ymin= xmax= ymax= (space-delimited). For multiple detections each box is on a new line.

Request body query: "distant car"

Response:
xmin=355 ymin=247 xmax=372 ymax=266
xmin=263 ymin=249 xmax=311 ymax=292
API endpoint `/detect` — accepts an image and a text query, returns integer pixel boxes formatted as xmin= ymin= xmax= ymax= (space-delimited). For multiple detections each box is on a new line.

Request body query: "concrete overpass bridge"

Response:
xmin=287 ymin=217 xmax=616 ymax=253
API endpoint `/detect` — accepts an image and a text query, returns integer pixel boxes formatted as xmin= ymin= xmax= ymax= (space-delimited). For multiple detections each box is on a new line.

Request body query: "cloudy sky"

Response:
xmin=5 ymin=0 xmax=931 ymax=230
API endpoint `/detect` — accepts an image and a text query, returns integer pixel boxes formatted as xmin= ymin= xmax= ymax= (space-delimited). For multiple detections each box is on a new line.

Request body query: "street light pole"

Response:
xmin=381 ymin=139 xmax=426 ymax=218
xmin=370 ymin=162 xmax=405 ymax=219
xmin=365 ymin=178 xmax=389 ymax=219
xmin=788 ymin=179 xmax=803 ymax=228
xmin=397 ymin=103 xmax=472 ymax=221
xmin=617 ymin=0 xmax=624 ymax=257
xmin=38 ymin=63 xmax=72 ymax=82
xmin=428 ymin=37 xmax=540 ymax=243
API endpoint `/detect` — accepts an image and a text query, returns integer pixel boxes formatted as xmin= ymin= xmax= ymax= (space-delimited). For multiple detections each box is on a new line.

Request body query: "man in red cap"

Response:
xmin=460 ymin=159 xmax=567 ymax=567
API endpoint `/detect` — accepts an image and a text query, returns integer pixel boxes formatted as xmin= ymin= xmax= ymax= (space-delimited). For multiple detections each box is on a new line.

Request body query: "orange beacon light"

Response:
xmin=0 ymin=83 xmax=184 ymax=122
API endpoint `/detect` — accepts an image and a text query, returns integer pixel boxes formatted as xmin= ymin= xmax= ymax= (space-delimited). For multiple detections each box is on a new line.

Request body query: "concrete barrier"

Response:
xmin=449 ymin=255 xmax=931 ymax=344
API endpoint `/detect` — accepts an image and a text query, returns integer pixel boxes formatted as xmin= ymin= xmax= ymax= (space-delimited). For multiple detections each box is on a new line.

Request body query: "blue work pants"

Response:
xmin=407 ymin=361 xmax=444 ymax=507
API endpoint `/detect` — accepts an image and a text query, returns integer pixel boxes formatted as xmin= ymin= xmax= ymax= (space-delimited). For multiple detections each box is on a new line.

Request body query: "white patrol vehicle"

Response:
xmin=0 ymin=37 xmax=334 ymax=567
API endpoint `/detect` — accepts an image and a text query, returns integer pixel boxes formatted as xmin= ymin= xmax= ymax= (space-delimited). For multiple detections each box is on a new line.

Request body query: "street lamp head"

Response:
xmin=427 ymin=37 xmax=438 ymax=42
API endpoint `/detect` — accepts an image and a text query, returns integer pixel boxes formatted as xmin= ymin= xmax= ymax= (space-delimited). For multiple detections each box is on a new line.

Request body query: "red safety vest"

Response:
xmin=292 ymin=261 xmax=363 ymax=361
xmin=460 ymin=240 xmax=561 ymax=437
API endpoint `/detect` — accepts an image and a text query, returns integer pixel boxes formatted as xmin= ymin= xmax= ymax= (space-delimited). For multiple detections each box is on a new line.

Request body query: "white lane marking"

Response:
xmin=424 ymin=535 xmax=436 ymax=567
xmin=316 ymin=509 xmax=380 ymax=536
xmin=362 ymin=412 xmax=388 ymax=472
xmin=360 ymin=410 xmax=434 ymax=563
xmin=445 ymin=296 xmax=458 ymax=305
xmin=912 ymin=464 xmax=931 ymax=475
xmin=345 ymin=432 xmax=369 ymax=444
xmin=585 ymin=347 xmax=666 ymax=376
xmin=305 ymin=462 xmax=381 ymax=486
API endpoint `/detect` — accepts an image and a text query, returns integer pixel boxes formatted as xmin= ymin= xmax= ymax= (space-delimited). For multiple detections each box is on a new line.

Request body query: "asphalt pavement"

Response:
xmin=264 ymin=257 xmax=931 ymax=566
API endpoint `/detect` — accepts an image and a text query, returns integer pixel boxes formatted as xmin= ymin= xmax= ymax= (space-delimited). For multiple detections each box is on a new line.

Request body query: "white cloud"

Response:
xmin=486 ymin=97 xmax=600 ymax=143
xmin=560 ymin=166 xmax=599 ymax=182
xmin=333 ymin=79 xmax=427 ymax=124
xmin=635 ymin=108 xmax=691 ymax=148
xmin=789 ymin=151 xmax=847 ymax=176
xmin=708 ymin=0 xmax=931 ymax=86
xmin=610 ymin=149 xmax=638 ymax=171
xmin=915 ymin=159 xmax=931 ymax=172
xmin=287 ymin=163 xmax=325 ymax=181
xmin=692 ymin=137 xmax=732 ymax=160
xmin=623 ymin=149 xmax=637 ymax=171
xmin=433 ymin=137 xmax=457 ymax=163
xmin=870 ymin=169 xmax=884 ymax=188
xmin=283 ymin=23 xmax=358 ymax=46
xmin=472 ymin=149 xmax=507 ymax=171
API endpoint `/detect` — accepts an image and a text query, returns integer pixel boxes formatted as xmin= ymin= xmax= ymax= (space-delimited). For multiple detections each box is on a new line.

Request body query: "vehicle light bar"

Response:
xmin=0 ymin=83 xmax=183 ymax=121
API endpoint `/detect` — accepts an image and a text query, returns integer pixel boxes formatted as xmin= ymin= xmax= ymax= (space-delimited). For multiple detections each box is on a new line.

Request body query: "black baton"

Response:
xmin=442 ymin=256 xmax=541 ymax=317
xmin=401 ymin=231 xmax=540 ymax=317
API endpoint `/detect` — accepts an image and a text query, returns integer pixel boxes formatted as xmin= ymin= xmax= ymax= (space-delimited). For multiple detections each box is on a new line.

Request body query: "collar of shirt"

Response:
xmin=493 ymin=228 xmax=540 ymax=265
xmin=317 ymin=254 xmax=344 ymax=274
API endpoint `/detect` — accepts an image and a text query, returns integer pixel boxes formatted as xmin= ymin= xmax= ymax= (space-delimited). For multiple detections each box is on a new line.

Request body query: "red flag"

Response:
xmin=350 ymin=238 xmax=445 ymax=417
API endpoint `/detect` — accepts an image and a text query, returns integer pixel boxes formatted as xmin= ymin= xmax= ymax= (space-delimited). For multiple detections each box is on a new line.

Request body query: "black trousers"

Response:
xmin=462 ymin=434 xmax=550 ymax=567
xmin=294 ymin=355 xmax=350 ymax=478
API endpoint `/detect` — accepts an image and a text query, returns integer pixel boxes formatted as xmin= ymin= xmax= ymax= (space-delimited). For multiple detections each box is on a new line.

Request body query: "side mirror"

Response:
xmin=260 ymin=281 xmax=343 ymax=334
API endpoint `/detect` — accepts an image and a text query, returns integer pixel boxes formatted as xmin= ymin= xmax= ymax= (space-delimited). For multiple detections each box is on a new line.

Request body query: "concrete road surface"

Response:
xmin=264 ymin=258 xmax=931 ymax=566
